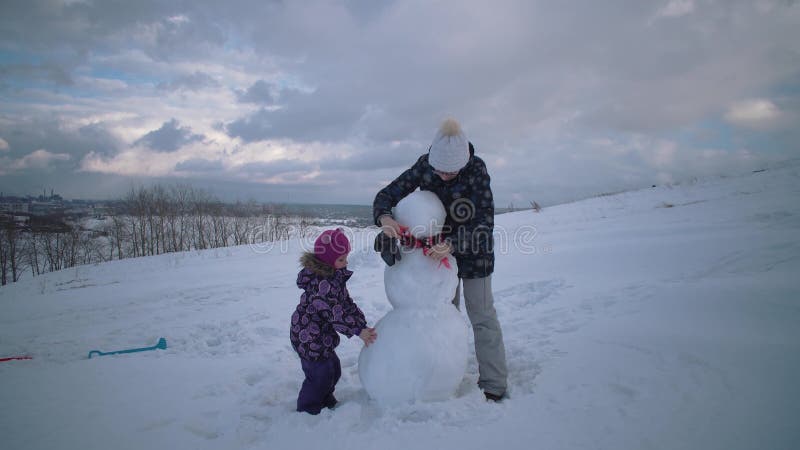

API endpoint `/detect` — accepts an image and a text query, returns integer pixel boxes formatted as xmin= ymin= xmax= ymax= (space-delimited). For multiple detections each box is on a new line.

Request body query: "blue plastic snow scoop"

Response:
xmin=87 ymin=338 xmax=167 ymax=359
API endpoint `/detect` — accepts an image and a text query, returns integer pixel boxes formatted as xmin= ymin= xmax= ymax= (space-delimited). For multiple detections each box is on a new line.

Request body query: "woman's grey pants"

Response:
xmin=452 ymin=275 xmax=508 ymax=396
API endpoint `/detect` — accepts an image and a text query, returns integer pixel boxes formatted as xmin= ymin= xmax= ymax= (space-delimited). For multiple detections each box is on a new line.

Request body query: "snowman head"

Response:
xmin=394 ymin=190 xmax=447 ymax=239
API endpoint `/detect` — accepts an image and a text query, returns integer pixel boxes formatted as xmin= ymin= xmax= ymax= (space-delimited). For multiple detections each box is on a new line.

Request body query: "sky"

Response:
xmin=1 ymin=0 xmax=798 ymax=207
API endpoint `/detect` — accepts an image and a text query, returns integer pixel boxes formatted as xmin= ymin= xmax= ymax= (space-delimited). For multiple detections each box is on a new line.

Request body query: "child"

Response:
xmin=290 ymin=228 xmax=377 ymax=414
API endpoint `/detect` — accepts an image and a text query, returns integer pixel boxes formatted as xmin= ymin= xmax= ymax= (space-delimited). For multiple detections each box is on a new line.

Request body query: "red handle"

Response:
xmin=0 ymin=356 xmax=33 ymax=362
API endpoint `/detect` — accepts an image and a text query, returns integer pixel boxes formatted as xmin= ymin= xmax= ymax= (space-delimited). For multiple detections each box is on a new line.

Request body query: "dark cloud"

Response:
xmin=158 ymin=71 xmax=220 ymax=92
xmin=148 ymin=13 xmax=227 ymax=62
xmin=226 ymin=85 xmax=363 ymax=142
xmin=0 ymin=117 xmax=120 ymax=161
xmin=135 ymin=119 xmax=205 ymax=152
xmin=236 ymin=81 xmax=308 ymax=105
xmin=76 ymin=123 xmax=122 ymax=156
xmin=174 ymin=158 xmax=224 ymax=173
xmin=0 ymin=63 xmax=75 ymax=87
xmin=0 ymin=0 xmax=233 ymax=94
xmin=0 ymin=0 xmax=169 ymax=78
xmin=322 ymin=142 xmax=424 ymax=172
xmin=236 ymin=80 xmax=277 ymax=104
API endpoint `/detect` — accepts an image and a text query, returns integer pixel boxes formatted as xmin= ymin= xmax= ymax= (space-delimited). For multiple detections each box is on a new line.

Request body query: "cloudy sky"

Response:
xmin=1 ymin=0 xmax=798 ymax=207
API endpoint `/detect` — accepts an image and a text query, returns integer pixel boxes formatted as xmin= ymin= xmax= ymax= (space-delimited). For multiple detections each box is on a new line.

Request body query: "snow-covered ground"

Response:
xmin=2 ymin=165 xmax=799 ymax=450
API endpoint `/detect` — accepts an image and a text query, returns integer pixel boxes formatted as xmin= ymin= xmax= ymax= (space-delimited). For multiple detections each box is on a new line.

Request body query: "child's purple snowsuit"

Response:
xmin=290 ymin=253 xmax=367 ymax=413
xmin=297 ymin=353 xmax=341 ymax=414
xmin=290 ymin=254 xmax=367 ymax=361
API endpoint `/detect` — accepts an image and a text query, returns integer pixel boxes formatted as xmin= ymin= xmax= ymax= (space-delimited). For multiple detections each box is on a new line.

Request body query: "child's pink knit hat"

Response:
xmin=314 ymin=228 xmax=350 ymax=267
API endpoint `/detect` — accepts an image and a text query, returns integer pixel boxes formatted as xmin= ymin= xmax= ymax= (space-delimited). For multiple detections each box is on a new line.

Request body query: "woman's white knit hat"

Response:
xmin=428 ymin=118 xmax=469 ymax=172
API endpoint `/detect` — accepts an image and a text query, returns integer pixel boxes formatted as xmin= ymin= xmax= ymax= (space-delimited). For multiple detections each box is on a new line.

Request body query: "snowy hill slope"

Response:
xmin=1 ymin=165 xmax=799 ymax=450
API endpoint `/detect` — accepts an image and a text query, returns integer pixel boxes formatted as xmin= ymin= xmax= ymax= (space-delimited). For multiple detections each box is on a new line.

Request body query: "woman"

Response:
xmin=373 ymin=118 xmax=508 ymax=401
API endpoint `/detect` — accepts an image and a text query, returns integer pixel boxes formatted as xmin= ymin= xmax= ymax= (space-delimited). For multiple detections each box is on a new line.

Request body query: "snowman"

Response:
xmin=359 ymin=190 xmax=468 ymax=404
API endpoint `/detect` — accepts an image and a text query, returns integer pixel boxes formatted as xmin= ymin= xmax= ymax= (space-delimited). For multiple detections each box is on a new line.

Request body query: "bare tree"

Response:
xmin=190 ymin=188 xmax=211 ymax=250
xmin=152 ymin=184 xmax=167 ymax=255
xmin=41 ymin=231 xmax=63 ymax=272
xmin=0 ymin=225 xmax=9 ymax=285
xmin=166 ymin=185 xmax=186 ymax=252
xmin=24 ymin=231 xmax=42 ymax=277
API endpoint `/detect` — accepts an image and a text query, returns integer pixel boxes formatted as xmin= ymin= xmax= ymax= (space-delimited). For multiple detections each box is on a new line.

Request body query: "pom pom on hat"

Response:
xmin=314 ymin=228 xmax=351 ymax=267
xmin=428 ymin=118 xmax=469 ymax=172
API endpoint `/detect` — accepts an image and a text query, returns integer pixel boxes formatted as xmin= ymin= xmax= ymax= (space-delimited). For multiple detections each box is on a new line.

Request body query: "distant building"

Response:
xmin=0 ymin=202 xmax=30 ymax=213
xmin=30 ymin=201 xmax=65 ymax=216
xmin=1 ymin=191 xmax=121 ymax=222
xmin=0 ymin=212 xmax=29 ymax=229
xmin=65 ymin=205 xmax=92 ymax=215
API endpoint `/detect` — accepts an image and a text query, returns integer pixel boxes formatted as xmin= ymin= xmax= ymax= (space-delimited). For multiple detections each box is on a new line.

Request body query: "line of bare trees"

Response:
xmin=1 ymin=224 xmax=92 ymax=285
xmin=0 ymin=184 xmax=314 ymax=286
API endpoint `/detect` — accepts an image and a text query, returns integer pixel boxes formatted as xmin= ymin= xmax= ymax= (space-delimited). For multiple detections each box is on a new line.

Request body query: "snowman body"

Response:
xmin=359 ymin=190 xmax=468 ymax=404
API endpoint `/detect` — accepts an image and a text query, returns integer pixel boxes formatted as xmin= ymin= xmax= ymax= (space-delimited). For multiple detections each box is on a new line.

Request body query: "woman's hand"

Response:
xmin=379 ymin=215 xmax=403 ymax=239
xmin=359 ymin=327 xmax=378 ymax=346
xmin=426 ymin=241 xmax=452 ymax=261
